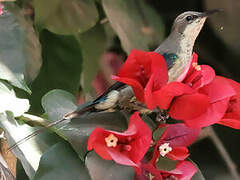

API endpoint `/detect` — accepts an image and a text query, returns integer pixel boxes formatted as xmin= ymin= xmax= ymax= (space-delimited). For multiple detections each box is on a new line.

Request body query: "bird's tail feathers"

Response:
xmin=8 ymin=102 xmax=97 ymax=151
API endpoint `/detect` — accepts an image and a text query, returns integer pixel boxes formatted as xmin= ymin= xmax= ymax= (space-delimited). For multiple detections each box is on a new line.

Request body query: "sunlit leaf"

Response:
xmin=0 ymin=112 xmax=61 ymax=179
xmin=0 ymin=81 xmax=29 ymax=117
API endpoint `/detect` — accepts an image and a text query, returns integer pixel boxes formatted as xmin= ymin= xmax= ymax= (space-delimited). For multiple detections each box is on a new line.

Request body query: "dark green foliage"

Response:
xmin=86 ymin=151 xmax=135 ymax=180
xmin=29 ymin=30 xmax=82 ymax=114
xmin=33 ymin=141 xmax=91 ymax=180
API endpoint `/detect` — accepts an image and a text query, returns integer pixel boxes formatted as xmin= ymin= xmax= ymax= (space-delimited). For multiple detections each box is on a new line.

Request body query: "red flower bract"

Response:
xmin=182 ymin=76 xmax=235 ymax=128
xmin=135 ymin=161 xmax=197 ymax=180
xmin=112 ymin=49 xmax=168 ymax=107
xmin=151 ymin=124 xmax=200 ymax=164
xmin=218 ymin=77 xmax=240 ymax=129
xmin=154 ymin=53 xmax=237 ymax=128
xmin=87 ymin=112 xmax=152 ymax=167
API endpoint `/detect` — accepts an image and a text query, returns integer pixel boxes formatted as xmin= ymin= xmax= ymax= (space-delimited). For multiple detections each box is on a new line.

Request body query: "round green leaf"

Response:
xmin=155 ymin=156 xmax=178 ymax=171
xmin=41 ymin=89 xmax=128 ymax=160
xmin=34 ymin=141 xmax=91 ymax=180
xmin=41 ymin=89 xmax=78 ymax=122
xmin=85 ymin=151 xmax=135 ymax=180
xmin=59 ymin=112 xmax=128 ymax=161
xmin=190 ymin=159 xmax=205 ymax=180
xmin=34 ymin=0 xmax=99 ymax=35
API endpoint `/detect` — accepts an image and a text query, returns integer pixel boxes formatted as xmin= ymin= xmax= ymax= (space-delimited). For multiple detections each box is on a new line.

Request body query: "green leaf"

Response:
xmin=189 ymin=159 xmax=205 ymax=180
xmin=34 ymin=141 xmax=91 ymax=180
xmin=59 ymin=112 xmax=128 ymax=161
xmin=155 ymin=156 xmax=178 ymax=171
xmin=153 ymin=127 xmax=166 ymax=141
xmin=5 ymin=3 xmax=42 ymax=83
xmin=29 ymin=30 xmax=82 ymax=114
xmin=34 ymin=0 xmax=99 ymax=35
xmin=41 ymin=89 xmax=128 ymax=160
xmin=16 ymin=160 xmax=29 ymax=180
xmin=192 ymin=169 xmax=205 ymax=180
xmin=141 ymin=114 xmax=157 ymax=131
xmin=0 ymin=3 xmax=42 ymax=93
xmin=0 ymin=112 xmax=61 ymax=179
xmin=85 ymin=151 xmax=135 ymax=180
xmin=102 ymin=0 xmax=165 ymax=53
xmin=0 ymin=81 xmax=29 ymax=117
xmin=77 ymin=23 xmax=107 ymax=93
xmin=41 ymin=89 xmax=78 ymax=122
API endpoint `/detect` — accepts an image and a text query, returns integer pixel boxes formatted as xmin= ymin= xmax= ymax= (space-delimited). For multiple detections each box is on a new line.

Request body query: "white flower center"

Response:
xmin=148 ymin=173 xmax=155 ymax=180
xmin=159 ymin=143 xmax=172 ymax=157
xmin=192 ymin=62 xmax=201 ymax=71
xmin=105 ymin=134 xmax=118 ymax=147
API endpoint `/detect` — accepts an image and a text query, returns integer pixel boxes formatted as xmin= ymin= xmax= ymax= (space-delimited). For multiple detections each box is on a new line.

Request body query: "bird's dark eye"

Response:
xmin=186 ymin=15 xmax=194 ymax=21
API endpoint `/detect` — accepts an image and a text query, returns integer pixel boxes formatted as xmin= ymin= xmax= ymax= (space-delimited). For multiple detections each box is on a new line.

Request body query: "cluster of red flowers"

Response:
xmin=87 ymin=50 xmax=240 ymax=179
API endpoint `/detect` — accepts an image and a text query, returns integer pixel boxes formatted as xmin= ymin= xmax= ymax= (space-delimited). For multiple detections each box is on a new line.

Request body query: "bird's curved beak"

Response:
xmin=199 ymin=9 xmax=223 ymax=18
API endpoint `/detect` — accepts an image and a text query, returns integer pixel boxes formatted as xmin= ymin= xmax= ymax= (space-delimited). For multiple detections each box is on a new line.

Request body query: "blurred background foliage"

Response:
xmin=0 ymin=0 xmax=240 ymax=179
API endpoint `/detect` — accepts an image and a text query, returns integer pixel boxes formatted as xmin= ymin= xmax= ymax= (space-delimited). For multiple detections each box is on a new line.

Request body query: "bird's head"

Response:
xmin=171 ymin=10 xmax=221 ymax=41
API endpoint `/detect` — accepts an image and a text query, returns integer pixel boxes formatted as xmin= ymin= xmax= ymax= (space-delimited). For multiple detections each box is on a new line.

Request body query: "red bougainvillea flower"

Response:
xmin=155 ymin=53 xmax=215 ymax=114
xmin=135 ymin=161 xmax=197 ymax=180
xmin=181 ymin=76 xmax=236 ymax=128
xmin=155 ymin=53 xmax=236 ymax=128
xmin=151 ymin=124 xmax=200 ymax=163
xmin=112 ymin=49 xmax=168 ymax=108
xmin=218 ymin=77 xmax=240 ymax=129
xmin=145 ymin=52 xmax=211 ymax=110
xmin=87 ymin=111 xmax=152 ymax=167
